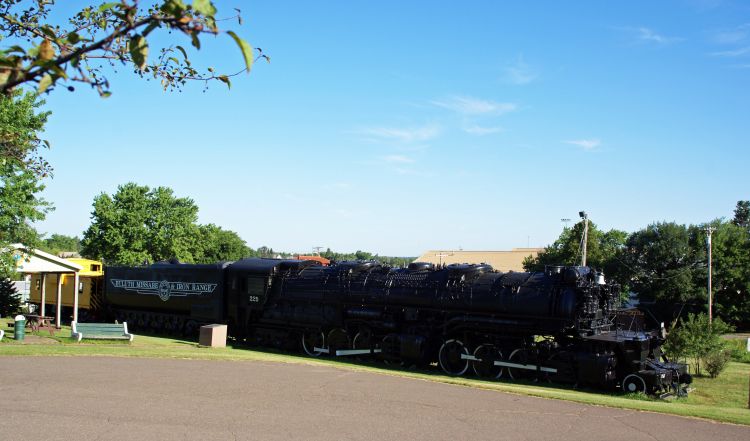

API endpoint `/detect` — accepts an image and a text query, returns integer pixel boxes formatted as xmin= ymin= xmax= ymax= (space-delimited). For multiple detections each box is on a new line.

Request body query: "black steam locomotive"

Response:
xmin=104 ymin=258 xmax=690 ymax=395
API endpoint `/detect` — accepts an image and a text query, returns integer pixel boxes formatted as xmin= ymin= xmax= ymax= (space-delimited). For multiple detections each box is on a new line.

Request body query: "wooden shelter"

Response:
xmin=10 ymin=244 xmax=86 ymax=328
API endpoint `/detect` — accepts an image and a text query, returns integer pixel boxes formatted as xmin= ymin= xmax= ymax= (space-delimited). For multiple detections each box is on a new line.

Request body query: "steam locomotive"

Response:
xmin=104 ymin=258 xmax=691 ymax=395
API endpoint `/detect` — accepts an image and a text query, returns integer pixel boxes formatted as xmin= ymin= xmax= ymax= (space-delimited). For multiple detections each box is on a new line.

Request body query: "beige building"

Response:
xmin=413 ymin=248 xmax=544 ymax=272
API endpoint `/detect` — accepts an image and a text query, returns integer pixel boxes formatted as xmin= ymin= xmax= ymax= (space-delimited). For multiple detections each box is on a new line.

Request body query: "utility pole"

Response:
xmin=705 ymin=226 xmax=716 ymax=324
xmin=579 ymin=211 xmax=589 ymax=267
xmin=435 ymin=252 xmax=453 ymax=266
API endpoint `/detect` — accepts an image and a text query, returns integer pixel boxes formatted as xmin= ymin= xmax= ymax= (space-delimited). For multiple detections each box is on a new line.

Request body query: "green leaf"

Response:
xmin=175 ymin=45 xmax=189 ymax=60
xmin=66 ymin=32 xmax=80 ymax=44
xmin=128 ymin=35 xmax=149 ymax=70
xmin=190 ymin=33 xmax=201 ymax=50
xmin=40 ymin=26 xmax=57 ymax=39
xmin=217 ymin=75 xmax=231 ymax=89
xmin=37 ymin=75 xmax=52 ymax=94
xmin=161 ymin=0 xmax=187 ymax=15
xmin=98 ymin=2 xmax=120 ymax=13
xmin=226 ymin=31 xmax=253 ymax=73
xmin=192 ymin=0 xmax=217 ymax=17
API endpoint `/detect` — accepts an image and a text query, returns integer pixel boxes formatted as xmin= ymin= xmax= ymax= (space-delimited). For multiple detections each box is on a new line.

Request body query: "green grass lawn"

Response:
xmin=2 ymin=317 xmax=749 ymax=425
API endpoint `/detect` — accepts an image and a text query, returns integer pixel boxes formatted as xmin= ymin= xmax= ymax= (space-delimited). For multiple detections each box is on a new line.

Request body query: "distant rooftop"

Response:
xmin=413 ymin=248 xmax=544 ymax=272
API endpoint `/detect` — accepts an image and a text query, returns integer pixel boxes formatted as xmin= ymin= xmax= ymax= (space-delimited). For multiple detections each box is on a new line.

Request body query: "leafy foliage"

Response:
xmin=320 ymin=248 xmax=413 ymax=267
xmin=82 ymin=183 xmax=196 ymax=264
xmin=0 ymin=90 xmax=51 ymax=277
xmin=0 ymin=88 xmax=50 ymax=175
xmin=527 ymin=206 xmax=750 ymax=329
xmin=663 ymin=313 xmax=733 ymax=376
xmin=193 ymin=223 xmax=250 ymax=263
xmin=733 ymin=200 xmax=749 ymax=228
xmin=80 ymin=182 xmax=251 ymax=265
xmin=622 ymin=222 xmax=704 ymax=305
xmin=40 ymin=233 xmax=81 ymax=255
xmin=523 ymin=219 xmax=628 ymax=291
xmin=703 ymin=221 xmax=750 ymax=327
xmin=0 ymin=0 xmax=268 ymax=97
xmin=704 ymin=349 xmax=731 ymax=378
xmin=0 ymin=277 xmax=20 ymax=317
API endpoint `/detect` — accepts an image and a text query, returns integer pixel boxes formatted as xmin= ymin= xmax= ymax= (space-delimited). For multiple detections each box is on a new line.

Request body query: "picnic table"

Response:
xmin=25 ymin=315 xmax=56 ymax=335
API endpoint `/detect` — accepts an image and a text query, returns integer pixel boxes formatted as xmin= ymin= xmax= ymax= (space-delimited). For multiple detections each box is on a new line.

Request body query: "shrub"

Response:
xmin=0 ymin=277 xmax=21 ymax=318
xmin=663 ymin=313 xmax=734 ymax=376
xmin=704 ymin=349 xmax=731 ymax=378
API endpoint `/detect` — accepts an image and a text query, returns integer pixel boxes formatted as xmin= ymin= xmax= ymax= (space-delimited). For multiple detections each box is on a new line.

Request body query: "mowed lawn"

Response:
xmin=2 ymin=318 xmax=749 ymax=425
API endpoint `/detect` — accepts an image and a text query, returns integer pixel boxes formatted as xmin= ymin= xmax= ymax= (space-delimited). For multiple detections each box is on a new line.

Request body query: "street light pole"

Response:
xmin=579 ymin=211 xmax=589 ymax=267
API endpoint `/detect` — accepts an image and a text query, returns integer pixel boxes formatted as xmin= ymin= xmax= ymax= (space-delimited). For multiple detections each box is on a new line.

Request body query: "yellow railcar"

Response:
xmin=29 ymin=258 xmax=104 ymax=316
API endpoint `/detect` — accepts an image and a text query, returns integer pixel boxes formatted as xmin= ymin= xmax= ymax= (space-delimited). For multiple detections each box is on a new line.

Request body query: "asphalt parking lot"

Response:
xmin=1 ymin=356 xmax=748 ymax=441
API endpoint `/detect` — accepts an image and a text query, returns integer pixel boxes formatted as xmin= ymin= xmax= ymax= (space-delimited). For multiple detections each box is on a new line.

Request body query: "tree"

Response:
xmin=40 ymin=233 xmax=81 ymax=255
xmin=0 ymin=91 xmax=51 ymax=278
xmin=81 ymin=182 xmax=251 ymax=265
xmin=81 ymin=182 xmax=200 ymax=264
xmin=193 ymin=223 xmax=250 ymax=263
xmin=733 ymin=200 xmax=750 ymax=228
xmin=0 ymin=0 xmax=267 ymax=100
xmin=622 ymin=222 xmax=704 ymax=305
xmin=523 ymin=219 xmax=628 ymax=289
xmin=0 ymin=277 xmax=20 ymax=317
xmin=145 ymin=186 xmax=200 ymax=262
xmin=700 ymin=220 xmax=750 ymax=327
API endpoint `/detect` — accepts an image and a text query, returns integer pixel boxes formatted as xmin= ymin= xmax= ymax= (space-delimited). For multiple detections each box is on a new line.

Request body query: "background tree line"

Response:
xmin=524 ymin=201 xmax=750 ymax=329
xmin=38 ymin=183 xmax=413 ymax=268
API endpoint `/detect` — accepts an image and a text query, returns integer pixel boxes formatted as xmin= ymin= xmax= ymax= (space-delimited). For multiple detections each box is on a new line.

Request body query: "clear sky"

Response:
xmin=33 ymin=0 xmax=750 ymax=256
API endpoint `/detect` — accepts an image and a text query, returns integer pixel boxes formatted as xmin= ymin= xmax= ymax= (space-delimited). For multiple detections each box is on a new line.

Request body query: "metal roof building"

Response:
xmin=413 ymin=248 xmax=544 ymax=272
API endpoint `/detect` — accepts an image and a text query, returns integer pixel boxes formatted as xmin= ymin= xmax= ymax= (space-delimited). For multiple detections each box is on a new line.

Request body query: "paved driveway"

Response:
xmin=1 ymin=356 xmax=747 ymax=440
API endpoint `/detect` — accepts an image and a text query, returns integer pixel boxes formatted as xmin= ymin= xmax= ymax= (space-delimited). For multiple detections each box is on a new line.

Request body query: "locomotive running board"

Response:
xmin=334 ymin=349 xmax=383 ymax=356
xmin=313 ymin=347 xmax=383 ymax=356
xmin=459 ymin=354 xmax=557 ymax=373
xmin=492 ymin=360 xmax=557 ymax=374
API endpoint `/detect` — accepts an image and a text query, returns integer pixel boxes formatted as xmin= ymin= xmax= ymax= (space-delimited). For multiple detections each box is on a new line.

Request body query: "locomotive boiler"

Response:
xmin=103 ymin=258 xmax=690 ymax=395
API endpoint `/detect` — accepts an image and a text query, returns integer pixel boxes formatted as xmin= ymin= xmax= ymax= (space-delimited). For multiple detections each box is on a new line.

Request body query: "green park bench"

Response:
xmin=71 ymin=322 xmax=134 ymax=342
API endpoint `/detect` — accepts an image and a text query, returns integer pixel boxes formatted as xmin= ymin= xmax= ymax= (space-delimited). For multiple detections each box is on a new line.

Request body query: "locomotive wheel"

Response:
xmin=302 ymin=331 xmax=326 ymax=357
xmin=380 ymin=334 xmax=404 ymax=366
xmin=327 ymin=328 xmax=350 ymax=355
xmin=472 ymin=344 xmax=503 ymax=379
xmin=622 ymin=374 xmax=648 ymax=394
xmin=438 ymin=339 xmax=470 ymax=376
xmin=352 ymin=330 xmax=375 ymax=359
xmin=507 ymin=348 xmax=533 ymax=380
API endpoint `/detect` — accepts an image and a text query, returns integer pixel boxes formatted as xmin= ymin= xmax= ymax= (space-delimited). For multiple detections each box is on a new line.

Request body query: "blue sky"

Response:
xmin=32 ymin=0 xmax=750 ymax=256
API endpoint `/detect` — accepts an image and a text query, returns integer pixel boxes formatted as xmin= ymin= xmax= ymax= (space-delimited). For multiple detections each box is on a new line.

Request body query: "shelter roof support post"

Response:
xmin=40 ymin=273 xmax=47 ymax=316
xmin=73 ymin=272 xmax=80 ymax=324
xmin=56 ymin=273 xmax=63 ymax=328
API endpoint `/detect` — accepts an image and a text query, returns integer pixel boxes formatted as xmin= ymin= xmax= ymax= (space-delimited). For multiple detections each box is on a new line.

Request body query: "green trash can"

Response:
xmin=14 ymin=315 xmax=26 ymax=341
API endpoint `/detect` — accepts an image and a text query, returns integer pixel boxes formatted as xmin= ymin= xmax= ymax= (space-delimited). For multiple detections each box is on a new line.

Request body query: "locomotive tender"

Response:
xmin=105 ymin=258 xmax=691 ymax=395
